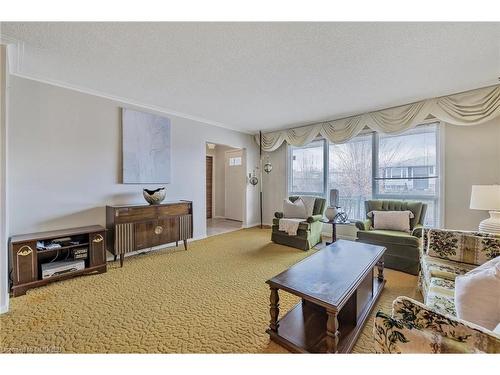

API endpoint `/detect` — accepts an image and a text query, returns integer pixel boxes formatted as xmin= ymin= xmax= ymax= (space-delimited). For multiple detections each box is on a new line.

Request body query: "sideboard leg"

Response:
xmin=183 ymin=239 xmax=188 ymax=250
xmin=176 ymin=241 xmax=179 ymax=247
xmin=120 ymin=254 xmax=124 ymax=268
xmin=12 ymin=286 xmax=28 ymax=297
xmin=114 ymin=254 xmax=117 ymax=262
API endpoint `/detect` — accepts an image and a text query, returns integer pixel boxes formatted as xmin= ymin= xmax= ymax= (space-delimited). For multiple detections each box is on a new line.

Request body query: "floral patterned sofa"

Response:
xmin=373 ymin=229 xmax=500 ymax=353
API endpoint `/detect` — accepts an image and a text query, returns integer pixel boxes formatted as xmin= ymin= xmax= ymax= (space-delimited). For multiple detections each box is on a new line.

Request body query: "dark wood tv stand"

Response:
xmin=9 ymin=225 xmax=107 ymax=297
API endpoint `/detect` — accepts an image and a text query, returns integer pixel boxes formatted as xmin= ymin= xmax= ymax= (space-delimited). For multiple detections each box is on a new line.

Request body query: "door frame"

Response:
xmin=206 ymin=155 xmax=214 ymax=219
xmin=204 ymin=143 xmax=247 ymax=236
xmin=224 ymin=148 xmax=246 ymax=222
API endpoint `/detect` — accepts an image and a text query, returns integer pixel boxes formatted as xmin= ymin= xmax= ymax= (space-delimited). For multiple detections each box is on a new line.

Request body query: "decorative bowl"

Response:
xmin=143 ymin=187 xmax=166 ymax=205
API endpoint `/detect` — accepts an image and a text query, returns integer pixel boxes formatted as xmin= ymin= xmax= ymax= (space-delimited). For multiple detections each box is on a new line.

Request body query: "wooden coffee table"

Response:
xmin=266 ymin=240 xmax=386 ymax=353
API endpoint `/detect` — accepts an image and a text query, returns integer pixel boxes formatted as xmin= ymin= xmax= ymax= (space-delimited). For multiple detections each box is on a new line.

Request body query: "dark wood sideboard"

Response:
xmin=106 ymin=201 xmax=193 ymax=267
xmin=9 ymin=225 xmax=107 ymax=297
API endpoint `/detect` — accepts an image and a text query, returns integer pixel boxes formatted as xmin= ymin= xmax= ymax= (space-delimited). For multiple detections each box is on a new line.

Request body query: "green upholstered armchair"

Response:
xmin=355 ymin=200 xmax=427 ymax=275
xmin=271 ymin=196 xmax=326 ymax=251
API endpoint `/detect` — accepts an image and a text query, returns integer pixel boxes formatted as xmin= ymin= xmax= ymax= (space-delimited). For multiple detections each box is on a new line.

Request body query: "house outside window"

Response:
xmin=288 ymin=139 xmax=325 ymax=196
xmin=288 ymin=123 xmax=441 ymax=227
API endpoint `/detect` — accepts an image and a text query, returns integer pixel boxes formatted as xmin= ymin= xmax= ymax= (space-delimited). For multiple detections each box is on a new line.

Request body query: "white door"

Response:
xmin=224 ymin=149 xmax=245 ymax=221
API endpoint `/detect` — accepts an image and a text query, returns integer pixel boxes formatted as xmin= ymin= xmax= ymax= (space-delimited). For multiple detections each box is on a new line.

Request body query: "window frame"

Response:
xmin=287 ymin=121 xmax=444 ymax=226
xmin=287 ymin=138 xmax=328 ymax=197
xmin=372 ymin=123 xmax=441 ymax=226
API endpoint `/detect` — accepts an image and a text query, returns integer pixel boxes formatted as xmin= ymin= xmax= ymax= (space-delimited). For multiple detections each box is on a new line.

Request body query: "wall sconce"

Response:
xmin=263 ymin=155 xmax=272 ymax=174
xmin=249 ymin=170 xmax=259 ymax=186
xmin=263 ymin=162 xmax=272 ymax=174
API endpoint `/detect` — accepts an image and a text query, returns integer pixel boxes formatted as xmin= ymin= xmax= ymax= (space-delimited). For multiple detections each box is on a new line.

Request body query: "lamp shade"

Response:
xmin=470 ymin=185 xmax=500 ymax=211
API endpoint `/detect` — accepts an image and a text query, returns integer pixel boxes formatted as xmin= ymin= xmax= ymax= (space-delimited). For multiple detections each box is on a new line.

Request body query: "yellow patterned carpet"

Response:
xmin=0 ymin=228 xmax=421 ymax=353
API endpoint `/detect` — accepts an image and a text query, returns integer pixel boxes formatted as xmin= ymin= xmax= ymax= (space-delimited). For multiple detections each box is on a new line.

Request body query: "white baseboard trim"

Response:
xmin=244 ymin=222 xmax=267 ymax=228
xmin=211 ymin=216 xmax=244 ymax=224
xmin=0 ymin=302 xmax=8 ymax=314
xmin=190 ymin=235 xmax=207 ymax=242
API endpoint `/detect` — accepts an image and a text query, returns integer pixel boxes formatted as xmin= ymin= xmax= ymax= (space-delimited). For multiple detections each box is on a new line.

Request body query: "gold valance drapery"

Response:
xmin=255 ymin=84 xmax=500 ymax=151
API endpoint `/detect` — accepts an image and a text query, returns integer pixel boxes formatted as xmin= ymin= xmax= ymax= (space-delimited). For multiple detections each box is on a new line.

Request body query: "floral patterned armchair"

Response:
xmin=374 ymin=297 xmax=500 ymax=353
xmin=419 ymin=229 xmax=500 ymax=317
xmin=373 ymin=229 xmax=500 ymax=353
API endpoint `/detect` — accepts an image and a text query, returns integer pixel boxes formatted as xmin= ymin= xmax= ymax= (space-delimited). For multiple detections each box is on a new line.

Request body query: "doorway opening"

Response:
xmin=206 ymin=142 xmax=245 ymax=237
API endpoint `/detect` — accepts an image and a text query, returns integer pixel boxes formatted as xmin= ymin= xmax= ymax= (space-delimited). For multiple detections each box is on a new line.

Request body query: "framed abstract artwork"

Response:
xmin=122 ymin=108 xmax=171 ymax=184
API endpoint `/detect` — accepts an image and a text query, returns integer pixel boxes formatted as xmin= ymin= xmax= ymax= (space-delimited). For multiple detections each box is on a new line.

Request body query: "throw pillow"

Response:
xmin=455 ymin=256 xmax=500 ymax=330
xmin=283 ymin=198 xmax=307 ymax=219
xmin=368 ymin=210 xmax=415 ymax=232
xmin=300 ymin=196 xmax=316 ymax=217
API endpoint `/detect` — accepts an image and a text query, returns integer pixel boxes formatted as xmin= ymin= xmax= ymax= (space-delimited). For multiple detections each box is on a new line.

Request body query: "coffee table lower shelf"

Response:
xmin=266 ymin=276 xmax=385 ymax=353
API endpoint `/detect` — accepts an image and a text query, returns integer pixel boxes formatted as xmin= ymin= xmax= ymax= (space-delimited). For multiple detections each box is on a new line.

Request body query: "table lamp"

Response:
xmin=325 ymin=189 xmax=340 ymax=221
xmin=470 ymin=185 xmax=500 ymax=233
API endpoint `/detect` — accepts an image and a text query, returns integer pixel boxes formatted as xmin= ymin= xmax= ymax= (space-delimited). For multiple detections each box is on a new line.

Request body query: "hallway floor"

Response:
xmin=206 ymin=218 xmax=242 ymax=237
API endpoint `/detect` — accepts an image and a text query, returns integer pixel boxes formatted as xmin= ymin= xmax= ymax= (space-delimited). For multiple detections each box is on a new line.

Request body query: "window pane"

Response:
xmin=290 ymin=140 xmax=324 ymax=194
xmin=420 ymin=199 xmax=438 ymax=227
xmin=328 ymin=134 xmax=372 ymax=220
xmin=376 ymin=124 xmax=438 ymax=197
xmin=375 ymin=123 xmax=440 ymax=227
xmin=229 ymin=157 xmax=241 ymax=166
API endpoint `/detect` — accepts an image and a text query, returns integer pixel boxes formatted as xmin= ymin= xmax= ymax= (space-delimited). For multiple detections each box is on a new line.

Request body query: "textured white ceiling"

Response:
xmin=2 ymin=22 xmax=500 ymax=133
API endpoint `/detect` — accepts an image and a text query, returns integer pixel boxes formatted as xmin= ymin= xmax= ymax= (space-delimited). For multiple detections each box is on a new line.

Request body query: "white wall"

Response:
xmin=262 ymin=144 xmax=288 ymax=225
xmin=0 ymin=45 xmax=9 ymax=313
xmin=213 ymin=146 xmax=227 ymax=217
xmin=262 ymin=119 xmax=500 ymax=237
xmin=7 ymin=76 xmax=260 ymax=239
xmin=444 ymin=119 xmax=500 ymax=230
xmin=216 ymin=145 xmax=242 ymax=218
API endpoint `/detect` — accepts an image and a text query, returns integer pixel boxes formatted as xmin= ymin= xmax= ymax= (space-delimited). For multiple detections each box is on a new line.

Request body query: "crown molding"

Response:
xmin=0 ymin=33 xmax=24 ymax=73
xmin=11 ymin=71 xmax=253 ymax=134
xmin=0 ymin=33 xmax=252 ymax=135
xmin=0 ymin=33 xmax=19 ymax=45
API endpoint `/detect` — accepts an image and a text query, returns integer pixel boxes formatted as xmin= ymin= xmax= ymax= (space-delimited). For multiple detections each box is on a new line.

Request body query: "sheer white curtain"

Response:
xmin=256 ymin=84 xmax=500 ymax=151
